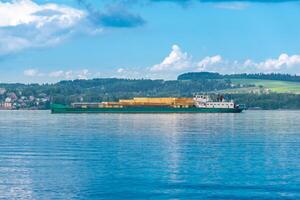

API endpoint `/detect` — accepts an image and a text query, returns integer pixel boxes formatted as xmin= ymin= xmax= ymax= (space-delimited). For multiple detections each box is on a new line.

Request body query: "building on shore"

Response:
xmin=0 ymin=97 xmax=13 ymax=110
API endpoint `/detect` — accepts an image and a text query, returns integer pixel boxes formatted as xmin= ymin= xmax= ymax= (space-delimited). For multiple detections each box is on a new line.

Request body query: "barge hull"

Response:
xmin=51 ymin=104 xmax=243 ymax=114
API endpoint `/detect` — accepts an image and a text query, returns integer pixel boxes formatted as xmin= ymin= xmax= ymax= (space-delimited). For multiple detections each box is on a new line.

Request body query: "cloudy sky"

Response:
xmin=0 ymin=0 xmax=300 ymax=83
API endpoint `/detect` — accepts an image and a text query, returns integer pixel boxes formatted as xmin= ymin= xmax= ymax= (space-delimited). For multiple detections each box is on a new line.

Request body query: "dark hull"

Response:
xmin=51 ymin=104 xmax=244 ymax=114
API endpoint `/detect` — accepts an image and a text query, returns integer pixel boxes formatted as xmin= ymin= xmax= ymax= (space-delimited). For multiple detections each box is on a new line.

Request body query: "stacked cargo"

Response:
xmin=72 ymin=98 xmax=195 ymax=108
xmin=118 ymin=97 xmax=195 ymax=108
xmin=101 ymin=102 xmax=123 ymax=108
xmin=173 ymin=98 xmax=195 ymax=108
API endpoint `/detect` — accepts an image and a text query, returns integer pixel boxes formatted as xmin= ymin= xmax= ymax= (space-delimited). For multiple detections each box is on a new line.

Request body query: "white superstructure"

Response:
xmin=193 ymin=95 xmax=235 ymax=109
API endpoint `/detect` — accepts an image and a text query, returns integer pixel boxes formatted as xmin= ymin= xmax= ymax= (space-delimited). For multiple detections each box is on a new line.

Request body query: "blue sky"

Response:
xmin=0 ymin=0 xmax=300 ymax=83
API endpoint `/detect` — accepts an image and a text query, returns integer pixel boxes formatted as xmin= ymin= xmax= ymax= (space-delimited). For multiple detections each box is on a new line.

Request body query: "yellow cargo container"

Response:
xmin=118 ymin=97 xmax=195 ymax=107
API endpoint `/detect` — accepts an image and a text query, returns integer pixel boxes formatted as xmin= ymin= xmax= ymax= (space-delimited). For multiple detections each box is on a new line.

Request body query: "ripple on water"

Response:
xmin=0 ymin=110 xmax=300 ymax=199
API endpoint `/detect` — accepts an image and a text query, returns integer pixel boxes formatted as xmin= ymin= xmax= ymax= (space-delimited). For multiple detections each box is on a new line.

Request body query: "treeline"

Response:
xmin=227 ymin=93 xmax=300 ymax=110
xmin=178 ymin=72 xmax=223 ymax=80
xmin=51 ymin=78 xmax=233 ymax=104
xmin=178 ymin=72 xmax=300 ymax=82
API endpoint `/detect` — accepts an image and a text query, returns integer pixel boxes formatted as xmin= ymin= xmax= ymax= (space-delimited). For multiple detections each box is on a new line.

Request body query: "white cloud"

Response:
xmin=256 ymin=54 xmax=300 ymax=71
xmin=243 ymin=59 xmax=254 ymax=68
xmin=49 ymin=70 xmax=64 ymax=78
xmin=49 ymin=69 xmax=90 ymax=79
xmin=117 ymin=68 xmax=125 ymax=73
xmin=65 ymin=71 xmax=73 ymax=79
xmin=150 ymin=44 xmax=300 ymax=75
xmin=239 ymin=54 xmax=300 ymax=73
xmin=25 ymin=68 xmax=91 ymax=80
xmin=77 ymin=69 xmax=90 ymax=79
xmin=24 ymin=68 xmax=42 ymax=77
xmin=0 ymin=0 xmax=84 ymax=27
xmin=0 ymin=0 xmax=86 ymax=55
xmin=150 ymin=44 xmax=191 ymax=72
xmin=197 ymin=55 xmax=222 ymax=71
xmin=215 ymin=2 xmax=249 ymax=10
xmin=194 ymin=53 xmax=300 ymax=74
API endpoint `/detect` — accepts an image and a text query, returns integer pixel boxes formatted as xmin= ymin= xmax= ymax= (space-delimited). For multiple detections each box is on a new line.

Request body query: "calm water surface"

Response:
xmin=0 ymin=111 xmax=300 ymax=199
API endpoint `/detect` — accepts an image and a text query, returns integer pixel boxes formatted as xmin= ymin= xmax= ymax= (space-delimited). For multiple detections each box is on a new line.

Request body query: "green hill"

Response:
xmin=224 ymin=79 xmax=300 ymax=94
xmin=177 ymin=72 xmax=300 ymax=94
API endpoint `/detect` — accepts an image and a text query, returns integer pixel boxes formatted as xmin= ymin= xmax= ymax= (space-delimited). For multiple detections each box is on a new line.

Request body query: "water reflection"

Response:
xmin=0 ymin=111 xmax=300 ymax=199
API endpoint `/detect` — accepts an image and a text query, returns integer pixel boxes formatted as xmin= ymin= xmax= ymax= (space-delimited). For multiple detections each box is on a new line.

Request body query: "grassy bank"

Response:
xmin=223 ymin=79 xmax=300 ymax=94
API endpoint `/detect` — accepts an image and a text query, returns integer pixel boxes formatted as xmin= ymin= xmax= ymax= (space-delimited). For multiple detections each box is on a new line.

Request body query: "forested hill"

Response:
xmin=178 ymin=72 xmax=300 ymax=82
xmin=43 ymin=78 xmax=234 ymax=104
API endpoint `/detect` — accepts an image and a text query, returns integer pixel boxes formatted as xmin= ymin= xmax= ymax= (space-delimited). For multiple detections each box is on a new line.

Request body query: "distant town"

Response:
xmin=0 ymin=87 xmax=50 ymax=110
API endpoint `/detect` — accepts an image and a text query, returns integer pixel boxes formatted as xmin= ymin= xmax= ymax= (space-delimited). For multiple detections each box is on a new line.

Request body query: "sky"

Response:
xmin=0 ymin=0 xmax=300 ymax=83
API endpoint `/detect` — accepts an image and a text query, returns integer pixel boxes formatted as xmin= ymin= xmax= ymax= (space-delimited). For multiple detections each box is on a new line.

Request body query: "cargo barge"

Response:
xmin=51 ymin=95 xmax=245 ymax=114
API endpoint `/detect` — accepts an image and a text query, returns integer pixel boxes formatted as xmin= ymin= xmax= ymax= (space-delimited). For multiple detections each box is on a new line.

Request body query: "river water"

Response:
xmin=0 ymin=111 xmax=299 ymax=199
